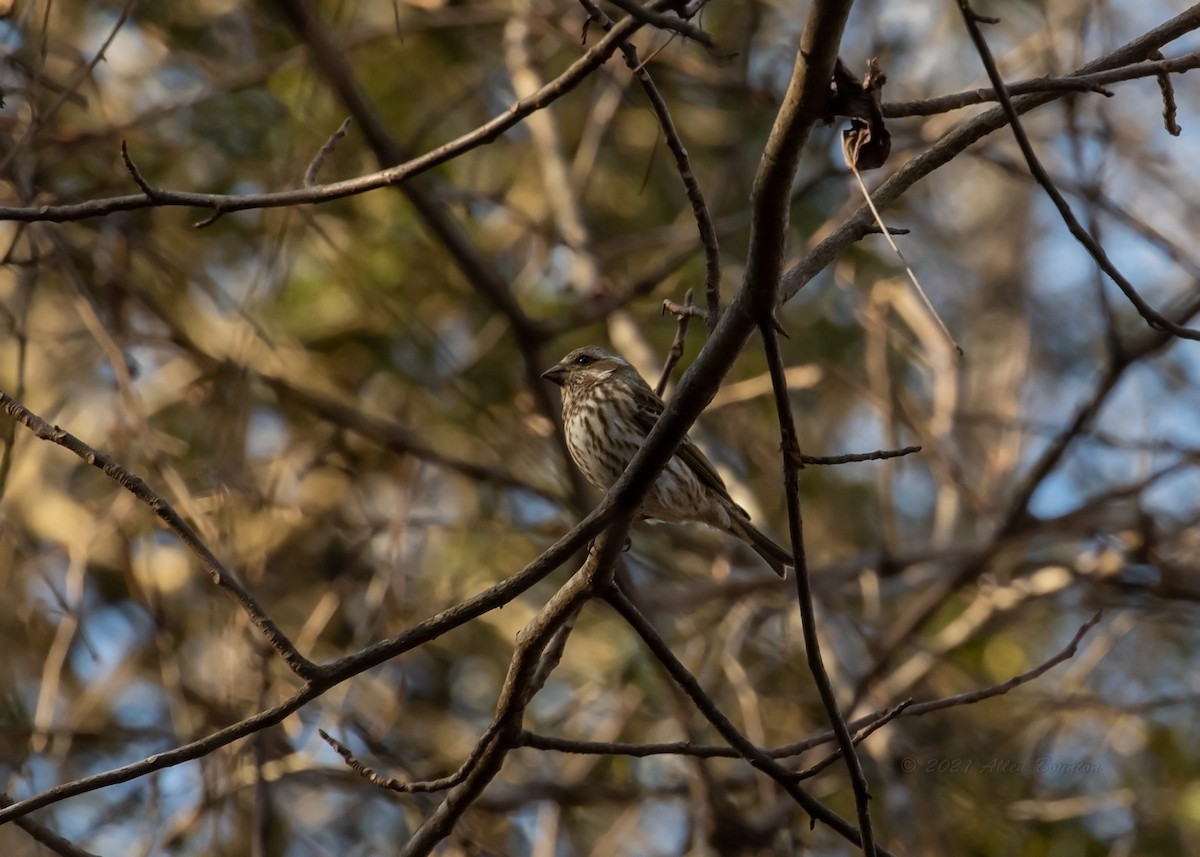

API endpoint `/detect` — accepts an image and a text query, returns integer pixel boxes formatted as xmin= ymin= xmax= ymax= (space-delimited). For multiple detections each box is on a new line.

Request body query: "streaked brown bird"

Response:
xmin=542 ymin=345 xmax=791 ymax=577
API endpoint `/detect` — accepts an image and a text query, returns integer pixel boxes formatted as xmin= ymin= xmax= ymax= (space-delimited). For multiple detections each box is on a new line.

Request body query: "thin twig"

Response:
xmin=528 ymin=606 xmax=582 ymax=703
xmin=794 ymin=700 xmax=913 ymax=781
xmin=194 ymin=207 xmax=227 ymax=228
xmin=320 ymin=728 xmax=479 ymax=793
xmin=120 ymin=141 xmax=160 ymax=198
xmin=305 ymin=117 xmax=352 ymax=185
xmin=882 ymin=53 xmax=1198 ymax=116
xmin=801 ymin=445 xmax=922 ymax=465
xmin=656 ymin=289 xmax=699 ymax=395
xmin=1149 ymin=50 xmax=1182 ymax=135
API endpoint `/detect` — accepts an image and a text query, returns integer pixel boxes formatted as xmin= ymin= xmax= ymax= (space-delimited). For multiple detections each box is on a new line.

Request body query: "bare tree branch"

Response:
xmin=762 ymin=320 xmax=877 ymax=856
xmin=518 ymin=610 xmax=1103 ymax=760
xmin=605 ymin=584 xmax=893 ymax=856
xmin=955 ymin=0 xmax=1200 ymax=341
xmin=780 ymin=7 xmax=1200 ymax=306
xmin=399 ymin=528 xmax=630 ymax=856
xmin=883 ymin=53 xmax=1199 ymax=117
xmin=0 ymin=2 xmax=657 ymax=226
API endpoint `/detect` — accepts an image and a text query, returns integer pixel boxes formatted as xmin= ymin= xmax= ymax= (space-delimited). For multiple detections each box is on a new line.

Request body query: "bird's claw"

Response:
xmin=586 ymin=536 xmax=633 ymax=554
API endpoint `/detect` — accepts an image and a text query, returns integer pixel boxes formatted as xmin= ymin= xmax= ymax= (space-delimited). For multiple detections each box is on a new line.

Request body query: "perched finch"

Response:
xmin=542 ymin=345 xmax=791 ymax=577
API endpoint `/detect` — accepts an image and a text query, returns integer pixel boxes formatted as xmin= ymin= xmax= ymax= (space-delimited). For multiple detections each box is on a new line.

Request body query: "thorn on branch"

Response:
xmin=966 ymin=6 xmax=1001 ymax=25
xmin=1075 ymin=81 xmax=1115 ymax=97
xmin=305 ymin=117 xmax=352 ymax=186
xmin=193 ymin=207 xmax=227 ymax=229
xmin=864 ymin=224 xmax=910 ymax=237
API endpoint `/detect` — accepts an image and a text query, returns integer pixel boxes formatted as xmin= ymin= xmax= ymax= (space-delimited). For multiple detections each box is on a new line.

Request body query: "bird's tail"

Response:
xmin=735 ymin=520 xmax=792 ymax=578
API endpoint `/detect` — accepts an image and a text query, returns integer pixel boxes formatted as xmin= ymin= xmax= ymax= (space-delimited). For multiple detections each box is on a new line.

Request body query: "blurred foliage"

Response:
xmin=2 ymin=0 xmax=1200 ymax=855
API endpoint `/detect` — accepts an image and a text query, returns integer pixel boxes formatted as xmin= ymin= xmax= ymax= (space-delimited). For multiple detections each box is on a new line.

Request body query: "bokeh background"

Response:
xmin=2 ymin=0 xmax=1200 ymax=854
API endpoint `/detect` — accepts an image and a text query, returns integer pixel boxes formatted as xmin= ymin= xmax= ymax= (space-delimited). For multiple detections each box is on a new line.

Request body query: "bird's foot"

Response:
xmin=586 ymin=536 xmax=633 ymax=555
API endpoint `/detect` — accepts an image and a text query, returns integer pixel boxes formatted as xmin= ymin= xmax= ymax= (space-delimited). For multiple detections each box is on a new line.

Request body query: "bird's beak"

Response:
xmin=541 ymin=364 xmax=568 ymax=386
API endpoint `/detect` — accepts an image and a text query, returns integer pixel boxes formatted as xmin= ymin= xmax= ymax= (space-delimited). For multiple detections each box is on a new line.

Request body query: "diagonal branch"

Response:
xmin=0 ymin=388 xmax=318 ymax=679
xmin=882 ymin=52 xmax=1199 ymax=117
xmin=0 ymin=482 xmax=623 ymax=825
xmin=399 ymin=528 xmax=630 ymax=856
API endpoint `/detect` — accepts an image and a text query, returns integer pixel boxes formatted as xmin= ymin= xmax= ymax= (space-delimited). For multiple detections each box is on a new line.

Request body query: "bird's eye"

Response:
xmin=573 ymin=354 xmax=596 ymax=365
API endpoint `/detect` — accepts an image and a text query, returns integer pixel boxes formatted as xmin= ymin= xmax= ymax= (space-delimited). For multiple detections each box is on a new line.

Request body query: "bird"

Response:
xmin=541 ymin=345 xmax=791 ymax=577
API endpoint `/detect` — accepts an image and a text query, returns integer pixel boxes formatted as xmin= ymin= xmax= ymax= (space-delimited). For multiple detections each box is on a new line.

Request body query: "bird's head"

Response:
xmin=541 ymin=346 xmax=632 ymax=390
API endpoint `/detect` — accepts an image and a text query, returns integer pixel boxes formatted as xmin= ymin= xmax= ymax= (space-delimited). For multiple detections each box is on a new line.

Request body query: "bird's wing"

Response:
xmin=678 ymin=438 xmax=739 ymax=507
xmin=628 ymin=381 xmax=740 ymax=507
